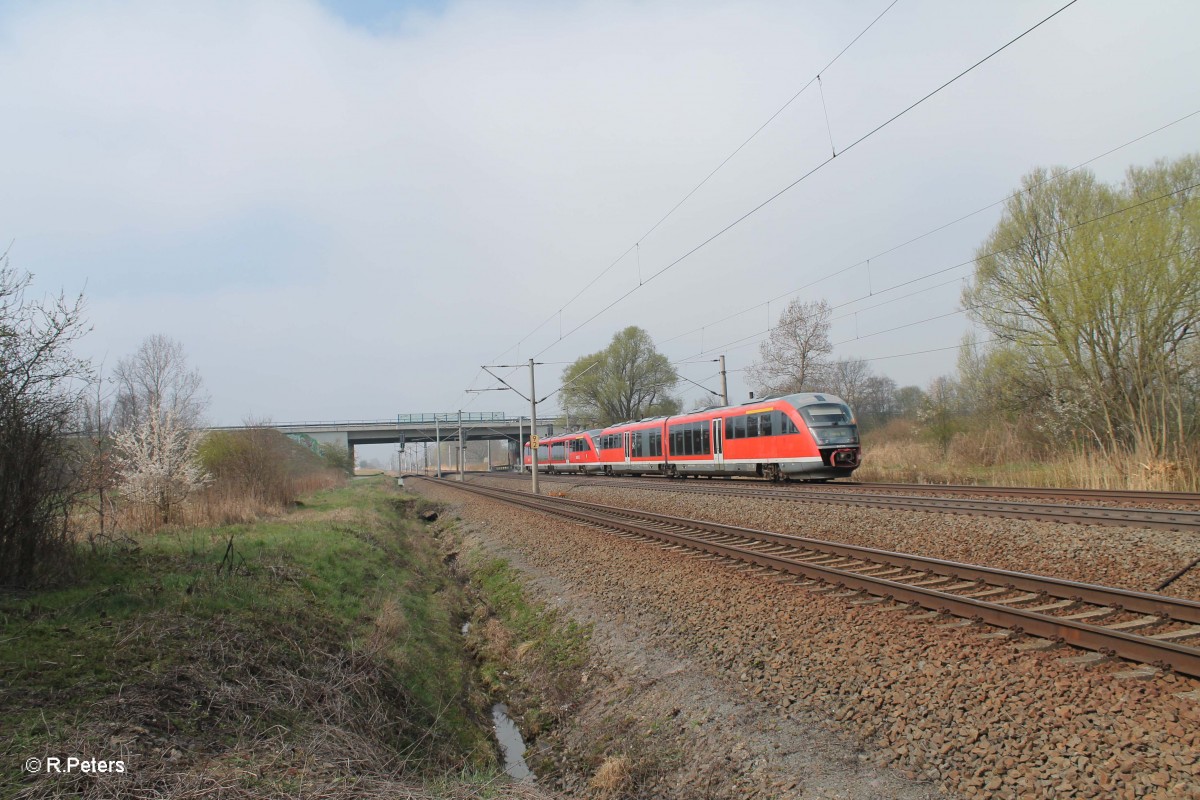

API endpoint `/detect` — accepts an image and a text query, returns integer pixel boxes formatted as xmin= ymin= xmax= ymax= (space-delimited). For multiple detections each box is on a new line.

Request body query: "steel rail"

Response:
xmin=428 ymin=478 xmax=1200 ymax=677
xmin=825 ymin=482 xmax=1200 ymax=506
xmin=485 ymin=471 xmax=1200 ymax=506
xmin=484 ymin=472 xmax=1200 ymax=531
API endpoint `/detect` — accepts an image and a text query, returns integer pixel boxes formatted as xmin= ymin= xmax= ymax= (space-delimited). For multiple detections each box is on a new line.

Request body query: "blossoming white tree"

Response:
xmin=113 ymin=400 xmax=209 ymax=525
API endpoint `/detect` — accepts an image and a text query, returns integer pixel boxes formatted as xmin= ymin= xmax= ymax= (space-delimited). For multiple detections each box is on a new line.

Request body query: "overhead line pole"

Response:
xmin=478 ymin=359 xmax=599 ymax=496
xmin=529 ymin=358 xmax=539 ymax=496
xmin=719 ymin=354 xmax=729 ymax=407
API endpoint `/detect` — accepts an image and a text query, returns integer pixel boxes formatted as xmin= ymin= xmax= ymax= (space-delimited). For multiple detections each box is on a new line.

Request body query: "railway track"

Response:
xmin=426 ymin=477 xmax=1200 ymax=681
xmin=817 ymin=481 xmax=1200 ymax=506
xmin=479 ymin=472 xmax=1200 ymax=532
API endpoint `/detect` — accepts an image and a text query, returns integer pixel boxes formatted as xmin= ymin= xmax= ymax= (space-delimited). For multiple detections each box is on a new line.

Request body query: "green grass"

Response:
xmin=1 ymin=476 xmax=502 ymax=797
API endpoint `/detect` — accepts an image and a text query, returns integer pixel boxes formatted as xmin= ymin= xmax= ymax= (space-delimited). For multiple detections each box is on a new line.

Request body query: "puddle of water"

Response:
xmin=491 ymin=703 xmax=534 ymax=781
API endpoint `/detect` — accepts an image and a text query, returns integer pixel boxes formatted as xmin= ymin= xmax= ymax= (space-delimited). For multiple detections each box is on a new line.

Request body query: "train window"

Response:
xmin=780 ymin=414 xmax=799 ymax=435
xmin=746 ymin=414 xmax=759 ymax=437
xmin=700 ymin=425 xmax=710 ymax=454
xmin=799 ymin=403 xmax=854 ymax=426
xmin=551 ymin=443 xmax=565 ymax=459
xmin=649 ymin=430 xmax=662 ymax=457
xmin=760 ymin=413 xmax=773 ymax=437
xmin=538 ymin=445 xmax=548 ymax=459
xmin=731 ymin=415 xmax=745 ymax=439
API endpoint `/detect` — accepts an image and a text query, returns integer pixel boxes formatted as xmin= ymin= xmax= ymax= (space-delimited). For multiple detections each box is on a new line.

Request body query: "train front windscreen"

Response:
xmin=797 ymin=401 xmax=859 ymax=446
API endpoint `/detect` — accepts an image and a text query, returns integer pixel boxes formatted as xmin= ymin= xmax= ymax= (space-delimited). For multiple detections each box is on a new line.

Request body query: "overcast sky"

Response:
xmin=2 ymin=0 xmax=1198 ymax=430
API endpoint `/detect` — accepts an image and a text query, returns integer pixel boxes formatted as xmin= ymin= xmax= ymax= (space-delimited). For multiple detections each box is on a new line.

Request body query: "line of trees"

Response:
xmin=553 ymin=154 xmax=1198 ymax=480
xmin=961 ymin=154 xmax=1199 ymax=461
xmin=1 ymin=262 xmax=348 ymax=588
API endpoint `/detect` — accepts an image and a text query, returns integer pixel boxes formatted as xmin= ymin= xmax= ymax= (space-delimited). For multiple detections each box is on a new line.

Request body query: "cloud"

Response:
xmin=1 ymin=0 xmax=1197 ymax=422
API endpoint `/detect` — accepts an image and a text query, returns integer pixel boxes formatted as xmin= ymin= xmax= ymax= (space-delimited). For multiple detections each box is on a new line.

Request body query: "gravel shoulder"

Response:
xmin=419 ymin=477 xmax=1200 ymax=799
xmin=423 ymin=480 xmax=941 ymax=799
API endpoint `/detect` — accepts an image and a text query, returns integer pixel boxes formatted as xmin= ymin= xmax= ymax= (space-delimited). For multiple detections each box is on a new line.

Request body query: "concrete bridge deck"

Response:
xmin=212 ymin=413 xmax=554 ymax=459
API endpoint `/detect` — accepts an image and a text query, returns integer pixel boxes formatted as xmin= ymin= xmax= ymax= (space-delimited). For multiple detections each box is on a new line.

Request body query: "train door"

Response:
xmin=712 ymin=418 xmax=724 ymax=469
xmin=623 ymin=431 xmax=632 ymax=468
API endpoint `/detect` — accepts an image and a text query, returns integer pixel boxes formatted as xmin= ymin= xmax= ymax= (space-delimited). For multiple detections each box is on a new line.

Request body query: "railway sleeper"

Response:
xmin=905 ymin=575 xmax=959 ymax=588
xmin=1103 ymin=614 xmax=1167 ymax=632
xmin=857 ymin=565 xmax=904 ymax=577
xmin=936 ymin=619 xmax=978 ymax=630
xmin=1015 ymin=638 xmax=1065 ymax=652
xmin=1150 ymin=625 xmax=1200 ymax=642
xmin=1113 ymin=665 xmax=1162 ymax=680
xmin=1021 ymin=598 xmax=1080 ymax=613
xmin=989 ymin=592 xmax=1043 ymax=606
xmin=1059 ymin=652 xmax=1115 ymax=668
xmin=1059 ymin=606 xmax=1118 ymax=622
xmin=958 ymin=586 xmax=1014 ymax=600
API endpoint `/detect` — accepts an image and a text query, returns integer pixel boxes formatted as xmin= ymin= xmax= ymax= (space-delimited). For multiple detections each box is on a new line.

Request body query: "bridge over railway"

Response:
xmin=211 ymin=413 xmax=555 ymax=468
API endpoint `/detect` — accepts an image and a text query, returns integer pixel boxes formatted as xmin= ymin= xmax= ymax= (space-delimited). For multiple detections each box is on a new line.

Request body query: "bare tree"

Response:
xmin=0 ymin=256 xmax=91 ymax=586
xmin=113 ymin=334 xmax=207 ymax=431
xmin=826 ymin=358 xmax=872 ymax=409
xmin=747 ymin=299 xmax=832 ymax=395
xmin=76 ymin=365 xmax=119 ymax=543
xmin=919 ymin=376 xmax=962 ymax=455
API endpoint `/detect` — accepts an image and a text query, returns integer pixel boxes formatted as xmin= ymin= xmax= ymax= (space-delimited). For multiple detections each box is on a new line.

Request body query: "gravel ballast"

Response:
xmin=419 ymin=477 xmax=1200 ymax=799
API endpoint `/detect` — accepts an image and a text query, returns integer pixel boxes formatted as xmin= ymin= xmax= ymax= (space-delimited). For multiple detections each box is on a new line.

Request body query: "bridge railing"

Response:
xmin=395 ymin=412 xmax=515 ymax=423
xmin=206 ymin=413 xmax=532 ymax=431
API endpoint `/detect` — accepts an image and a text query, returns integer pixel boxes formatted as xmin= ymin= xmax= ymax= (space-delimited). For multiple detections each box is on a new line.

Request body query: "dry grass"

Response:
xmin=857 ymin=419 xmax=1200 ymax=490
xmin=72 ymin=472 xmax=346 ymax=539
xmin=588 ymin=756 xmax=631 ymax=799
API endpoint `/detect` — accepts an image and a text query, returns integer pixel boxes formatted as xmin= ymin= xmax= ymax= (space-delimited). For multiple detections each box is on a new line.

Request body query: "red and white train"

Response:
xmin=523 ymin=392 xmax=860 ymax=481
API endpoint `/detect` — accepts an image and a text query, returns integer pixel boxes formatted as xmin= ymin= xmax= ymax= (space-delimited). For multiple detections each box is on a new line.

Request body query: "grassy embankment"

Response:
xmin=0 ymin=476 xmax=559 ymax=799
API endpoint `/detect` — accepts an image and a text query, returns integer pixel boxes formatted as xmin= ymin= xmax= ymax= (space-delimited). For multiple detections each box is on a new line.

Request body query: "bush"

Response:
xmin=199 ymin=427 xmax=340 ymax=507
xmin=0 ymin=259 xmax=89 ymax=587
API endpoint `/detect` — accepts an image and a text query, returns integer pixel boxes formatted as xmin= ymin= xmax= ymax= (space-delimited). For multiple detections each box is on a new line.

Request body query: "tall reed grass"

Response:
xmin=856 ymin=419 xmax=1199 ymax=491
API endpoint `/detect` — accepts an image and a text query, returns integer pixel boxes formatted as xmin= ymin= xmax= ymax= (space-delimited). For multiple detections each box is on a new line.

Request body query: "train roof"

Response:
xmin=589 ymin=393 xmax=854 ymax=435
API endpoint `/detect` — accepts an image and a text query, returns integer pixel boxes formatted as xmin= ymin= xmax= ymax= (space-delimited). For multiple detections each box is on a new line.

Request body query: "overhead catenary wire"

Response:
xmin=535 ymin=0 xmax=1082 ymax=359
xmin=673 ymin=184 xmax=1200 ymax=364
xmin=485 ymin=0 xmax=904 ymax=368
xmin=659 ymin=107 xmax=1200 ymax=348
